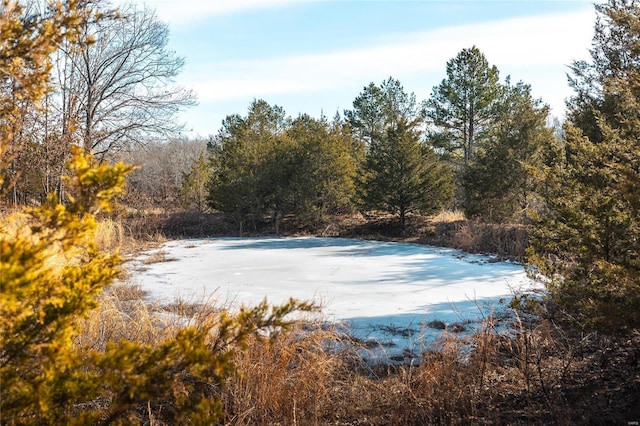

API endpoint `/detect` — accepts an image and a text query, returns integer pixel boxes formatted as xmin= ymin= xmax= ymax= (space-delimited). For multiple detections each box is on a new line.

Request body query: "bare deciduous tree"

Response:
xmin=119 ymin=138 xmax=207 ymax=209
xmin=54 ymin=1 xmax=195 ymax=159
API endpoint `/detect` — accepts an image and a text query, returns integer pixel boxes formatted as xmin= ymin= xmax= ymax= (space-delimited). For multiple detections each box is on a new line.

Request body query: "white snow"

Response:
xmin=129 ymin=237 xmax=538 ymax=361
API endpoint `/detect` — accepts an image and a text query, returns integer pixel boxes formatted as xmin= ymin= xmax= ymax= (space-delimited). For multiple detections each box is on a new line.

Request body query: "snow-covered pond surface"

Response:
xmin=129 ymin=237 xmax=538 ymax=360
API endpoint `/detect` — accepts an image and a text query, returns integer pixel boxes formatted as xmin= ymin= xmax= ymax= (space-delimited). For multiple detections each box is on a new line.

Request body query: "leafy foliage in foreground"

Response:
xmin=0 ymin=151 xmax=311 ymax=423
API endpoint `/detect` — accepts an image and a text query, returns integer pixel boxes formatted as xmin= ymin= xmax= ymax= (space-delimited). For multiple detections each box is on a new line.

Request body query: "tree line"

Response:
xmin=205 ymin=50 xmax=554 ymax=230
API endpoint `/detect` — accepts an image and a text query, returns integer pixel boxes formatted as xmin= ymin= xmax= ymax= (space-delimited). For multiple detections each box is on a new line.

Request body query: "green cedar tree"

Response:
xmin=528 ymin=0 xmax=640 ymax=331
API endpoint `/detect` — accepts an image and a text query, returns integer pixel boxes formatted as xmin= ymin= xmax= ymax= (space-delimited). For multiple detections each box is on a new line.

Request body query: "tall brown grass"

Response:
xmin=222 ymin=324 xmax=356 ymax=425
xmin=430 ymin=209 xmax=466 ymax=224
xmin=95 ymin=218 xmax=125 ymax=252
xmin=95 ymin=215 xmax=168 ymax=256
xmin=74 ymin=281 xmax=640 ymax=425
xmin=430 ymin=220 xmax=528 ymax=261
xmin=76 ymin=284 xmax=173 ymax=352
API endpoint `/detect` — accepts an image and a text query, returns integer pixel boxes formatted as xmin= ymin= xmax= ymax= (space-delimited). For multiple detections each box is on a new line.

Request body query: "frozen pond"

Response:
xmin=129 ymin=237 xmax=537 ymax=360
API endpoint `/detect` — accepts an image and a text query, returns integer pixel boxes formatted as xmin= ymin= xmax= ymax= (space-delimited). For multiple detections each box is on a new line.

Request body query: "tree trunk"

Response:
xmin=467 ymin=103 xmax=475 ymax=164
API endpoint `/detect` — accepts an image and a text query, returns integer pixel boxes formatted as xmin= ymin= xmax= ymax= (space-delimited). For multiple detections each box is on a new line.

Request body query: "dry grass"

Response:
xmin=77 ymin=285 xmax=230 ymax=352
xmin=97 ymin=208 xmax=527 ymax=260
xmin=1 ymin=208 xmax=87 ymax=277
xmin=335 ymin=211 xmax=527 ymax=261
xmin=451 ymin=222 xmax=528 ymax=261
xmin=114 ymin=210 xmax=232 ymax=240
xmin=76 ymin=288 xmax=174 ymax=352
xmin=422 ymin=219 xmax=528 ymax=261
xmin=72 ymin=281 xmax=640 ymax=425
xmin=430 ymin=209 xmax=466 ymax=224
xmin=95 ymin=219 xmax=125 ymax=253
xmin=105 ymin=282 xmax=149 ymax=302
xmin=223 ymin=323 xmax=358 ymax=425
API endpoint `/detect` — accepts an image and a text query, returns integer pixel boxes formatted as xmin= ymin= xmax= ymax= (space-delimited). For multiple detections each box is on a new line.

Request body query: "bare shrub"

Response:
xmin=452 ymin=222 xmax=476 ymax=252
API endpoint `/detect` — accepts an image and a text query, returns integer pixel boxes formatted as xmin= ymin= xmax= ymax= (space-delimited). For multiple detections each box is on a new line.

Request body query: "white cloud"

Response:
xmin=139 ymin=0 xmax=300 ymax=25
xmin=185 ymin=9 xmax=594 ymax=106
xmin=168 ymin=7 xmax=595 ymax=134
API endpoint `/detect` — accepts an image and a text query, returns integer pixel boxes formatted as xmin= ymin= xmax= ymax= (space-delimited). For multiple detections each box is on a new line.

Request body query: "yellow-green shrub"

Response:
xmin=1 ymin=150 xmax=310 ymax=424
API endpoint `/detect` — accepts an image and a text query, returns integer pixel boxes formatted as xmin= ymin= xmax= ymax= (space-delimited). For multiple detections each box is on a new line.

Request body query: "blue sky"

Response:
xmin=134 ymin=0 xmax=596 ymax=138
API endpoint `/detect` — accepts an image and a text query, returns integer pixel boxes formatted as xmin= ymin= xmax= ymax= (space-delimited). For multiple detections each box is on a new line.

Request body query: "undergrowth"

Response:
xmin=77 ymin=285 xmax=640 ymax=425
xmin=93 ymin=209 xmax=528 ymax=261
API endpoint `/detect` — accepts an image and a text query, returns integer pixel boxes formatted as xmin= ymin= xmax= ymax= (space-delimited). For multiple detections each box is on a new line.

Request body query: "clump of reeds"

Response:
xmin=222 ymin=322 xmax=360 ymax=425
xmin=435 ymin=220 xmax=528 ymax=261
xmin=430 ymin=209 xmax=466 ymax=224
xmin=76 ymin=285 xmax=175 ymax=352
xmin=94 ymin=218 xmax=125 ymax=253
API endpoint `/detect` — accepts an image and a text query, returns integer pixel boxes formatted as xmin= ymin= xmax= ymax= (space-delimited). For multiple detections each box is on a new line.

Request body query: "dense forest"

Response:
xmin=1 ymin=0 xmax=639 ymax=423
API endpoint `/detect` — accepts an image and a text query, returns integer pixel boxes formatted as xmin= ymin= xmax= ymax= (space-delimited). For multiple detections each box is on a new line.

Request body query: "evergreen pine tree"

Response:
xmin=424 ymin=46 xmax=501 ymax=165
xmin=207 ymin=100 xmax=288 ymax=232
xmin=362 ymin=119 xmax=454 ymax=228
xmin=208 ymin=102 xmax=360 ymax=232
xmin=284 ymin=114 xmax=359 ymax=224
xmin=464 ymin=80 xmax=555 ymax=222
xmin=179 ymin=153 xmax=212 ymax=212
xmin=529 ymin=0 xmax=640 ymax=331
xmin=424 ymin=46 xmax=502 ymax=210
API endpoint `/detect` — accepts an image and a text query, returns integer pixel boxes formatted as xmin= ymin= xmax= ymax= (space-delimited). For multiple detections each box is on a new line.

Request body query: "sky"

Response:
xmin=131 ymin=237 xmax=537 ymax=360
xmin=131 ymin=0 xmax=597 ymax=138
